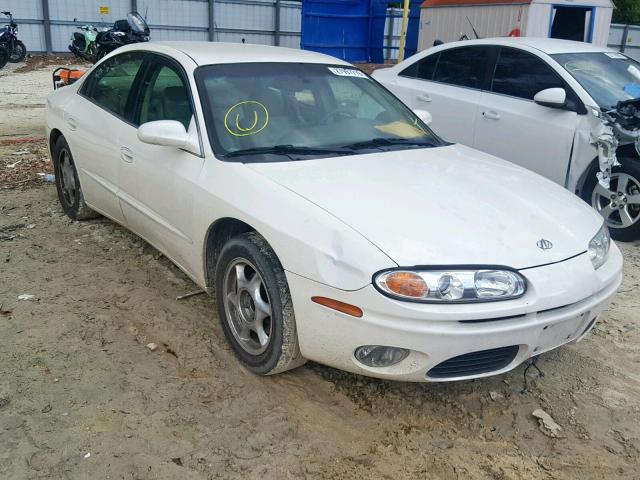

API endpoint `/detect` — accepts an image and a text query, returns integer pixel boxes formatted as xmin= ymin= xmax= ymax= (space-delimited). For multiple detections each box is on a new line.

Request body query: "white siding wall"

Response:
xmin=592 ymin=7 xmax=613 ymax=46
xmin=418 ymin=4 xmax=528 ymax=51
xmin=524 ymin=3 xmax=549 ymax=37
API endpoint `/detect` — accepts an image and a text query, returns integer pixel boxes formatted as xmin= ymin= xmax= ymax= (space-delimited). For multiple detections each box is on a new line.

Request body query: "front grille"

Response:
xmin=427 ymin=345 xmax=519 ymax=379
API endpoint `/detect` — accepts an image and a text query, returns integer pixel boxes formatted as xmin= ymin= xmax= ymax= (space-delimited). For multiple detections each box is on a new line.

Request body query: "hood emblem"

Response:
xmin=537 ymin=239 xmax=553 ymax=251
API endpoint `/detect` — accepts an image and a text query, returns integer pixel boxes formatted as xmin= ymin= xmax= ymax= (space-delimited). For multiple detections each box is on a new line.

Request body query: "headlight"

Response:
xmin=374 ymin=268 xmax=526 ymax=303
xmin=588 ymin=224 xmax=610 ymax=270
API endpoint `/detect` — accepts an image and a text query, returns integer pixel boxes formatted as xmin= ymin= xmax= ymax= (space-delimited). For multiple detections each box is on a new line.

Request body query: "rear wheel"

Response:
xmin=0 ymin=46 xmax=8 ymax=69
xmin=584 ymin=159 xmax=640 ymax=241
xmin=52 ymin=136 xmax=99 ymax=220
xmin=214 ymin=232 xmax=305 ymax=375
xmin=8 ymin=40 xmax=26 ymax=63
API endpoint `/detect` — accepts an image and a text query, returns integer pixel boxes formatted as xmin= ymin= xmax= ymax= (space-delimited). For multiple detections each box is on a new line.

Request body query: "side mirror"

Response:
xmin=533 ymin=88 xmax=567 ymax=109
xmin=413 ymin=109 xmax=432 ymax=125
xmin=138 ymin=120 xmax=189 ymax=148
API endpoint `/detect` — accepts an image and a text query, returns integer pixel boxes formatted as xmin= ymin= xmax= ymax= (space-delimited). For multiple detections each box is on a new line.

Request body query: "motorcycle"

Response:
xmin=69 ymin=24 xmax=99 ymax=62
xmin=94 ymin=12 xmax=150 ymax=60
xmin=69 ymin=12 xmax=149 ymax=63
xmin=0 ymin=11 xmax=27 ymax=63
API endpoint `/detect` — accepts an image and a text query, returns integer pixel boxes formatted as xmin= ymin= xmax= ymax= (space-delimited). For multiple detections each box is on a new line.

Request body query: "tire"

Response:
xmin=52 ymin=136 xmax=99 ymax=221
xmin=583 ymin=157 xmax=640 ymax=242
xmin=0 ymin=46 xmax=8 ymax=69
xmin=8 ymin=40 xmax=26 ymax=63
xmin=214 ymin=232 xmax=306 ymax=375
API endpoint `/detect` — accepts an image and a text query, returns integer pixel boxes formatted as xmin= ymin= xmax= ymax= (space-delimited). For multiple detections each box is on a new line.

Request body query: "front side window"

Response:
xmin=195 ymin=63 xmax=443 ymax=161
xmin=552 ymin=52 xmax=640 ymax=109
xmin=433 ymin=47 xmax=489 ymax=89
xmin=492 ymin=48 xmax=565 ymax=100
xmin=139 ymin=63 xmax=193 ymax=129
xmin=81 ymin=53 xmax=143 ymax=119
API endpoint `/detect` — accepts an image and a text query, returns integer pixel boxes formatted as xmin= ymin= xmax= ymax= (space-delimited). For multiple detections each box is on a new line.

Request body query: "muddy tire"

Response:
xmin=52 ymin=136 xmax=99 ymax=221
xmin=583 ymin=158 xmax=640 ymax=242
xmin=8 ymin=40 xmax=26 ymax=63
xmin=214 ymin=232 xmax=306 ymax=375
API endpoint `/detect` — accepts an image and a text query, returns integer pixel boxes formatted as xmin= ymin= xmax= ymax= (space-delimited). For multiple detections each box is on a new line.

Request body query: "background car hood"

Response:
xmin=246 ymin=145 xmax=603 ymax=269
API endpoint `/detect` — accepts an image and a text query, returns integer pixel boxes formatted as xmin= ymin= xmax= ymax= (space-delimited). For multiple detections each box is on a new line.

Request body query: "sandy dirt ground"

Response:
xmin=1 ymin=58 xmax=639 ymax=480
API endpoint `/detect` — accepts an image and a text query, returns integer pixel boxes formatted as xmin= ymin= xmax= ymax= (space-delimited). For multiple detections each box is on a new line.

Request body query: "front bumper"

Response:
xmin=287 ymin=245 xmax=623 ymax=382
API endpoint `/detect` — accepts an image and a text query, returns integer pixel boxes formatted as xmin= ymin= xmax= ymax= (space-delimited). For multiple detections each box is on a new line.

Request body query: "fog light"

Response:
xmin=354 ymin=345 xmax=410 ymax=367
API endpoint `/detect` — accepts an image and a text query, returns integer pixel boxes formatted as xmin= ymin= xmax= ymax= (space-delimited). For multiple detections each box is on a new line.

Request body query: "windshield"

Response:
xmin=195 ymin=62 xmax=443 ymax=161
xmin=552 ymin=52 xmax=640 ymax=109
xmin=127 ymin=12 xmax=148 ymax=34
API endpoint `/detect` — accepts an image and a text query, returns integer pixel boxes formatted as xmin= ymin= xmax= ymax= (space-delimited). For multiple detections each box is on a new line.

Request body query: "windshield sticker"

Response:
xmin=328 ymin=67 xmax=367 ymax=79
xmin=604 ymin=52 xmax=627 ymax=60
xmin=374 ymin=121 xmax=425 ymax=139
xmin=224 ymin=101 xmax=269 ymax=137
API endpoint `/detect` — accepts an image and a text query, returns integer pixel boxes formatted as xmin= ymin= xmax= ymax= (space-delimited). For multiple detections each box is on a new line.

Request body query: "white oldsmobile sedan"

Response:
xmin=46 ymin=42 xmax=622 ymax=382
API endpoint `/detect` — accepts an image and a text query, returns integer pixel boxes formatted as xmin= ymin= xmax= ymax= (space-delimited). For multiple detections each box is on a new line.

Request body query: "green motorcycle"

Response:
xmin=69 ymin=24 xmax=98 ymax=62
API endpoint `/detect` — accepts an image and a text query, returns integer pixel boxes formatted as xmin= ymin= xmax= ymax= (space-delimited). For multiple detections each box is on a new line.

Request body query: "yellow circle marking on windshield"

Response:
xmin=224 ymin=101 xmax=269 ymax=137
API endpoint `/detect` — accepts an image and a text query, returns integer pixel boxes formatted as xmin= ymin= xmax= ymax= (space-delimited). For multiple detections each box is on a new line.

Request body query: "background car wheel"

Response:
xmin=8 ymin=41 xmax=26 ymax=63
xmin=52 ymin=136 xmax=99 ymax=220
xmin=214 ymin=232 xmax=306 ymax=375
xmin=584 ymin=158 xmax=640 ymax=242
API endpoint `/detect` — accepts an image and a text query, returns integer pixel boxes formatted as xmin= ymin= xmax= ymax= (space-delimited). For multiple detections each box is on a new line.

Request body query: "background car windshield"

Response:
xmin=196 ymin=63 xmax=442 ymax=159
xmin=552 ymin=52 xmax=640 ymax=109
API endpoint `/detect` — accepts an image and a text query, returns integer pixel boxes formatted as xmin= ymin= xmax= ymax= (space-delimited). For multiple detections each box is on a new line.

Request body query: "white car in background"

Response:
xmin=373 ymin=38 xmax=640 ymax=241
xmin=45 ymin=42 xmax=621 ymax=382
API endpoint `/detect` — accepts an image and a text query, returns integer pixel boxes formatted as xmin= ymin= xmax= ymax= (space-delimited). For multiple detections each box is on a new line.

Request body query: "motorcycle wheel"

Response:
xmin=0 ymin=46 xmax=8 ymax=69
xmin=8 ymin=40 xmax=26 ymax=63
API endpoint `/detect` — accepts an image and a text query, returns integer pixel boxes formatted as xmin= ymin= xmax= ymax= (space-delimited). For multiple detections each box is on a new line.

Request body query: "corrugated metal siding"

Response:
xmin=7 ymin=0 xmax=303 ymax=53
xmin=608 ymin=24 xmax=640 ymax=62
xmin=418 ymin=4 xmax=527 ymax=50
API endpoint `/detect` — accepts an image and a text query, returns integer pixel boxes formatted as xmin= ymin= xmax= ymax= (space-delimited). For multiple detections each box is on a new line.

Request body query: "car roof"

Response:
xmin=434 ymin=37 xmax=614 ymax=55
xmin=124 ymin=41 xmax=351 ymax=67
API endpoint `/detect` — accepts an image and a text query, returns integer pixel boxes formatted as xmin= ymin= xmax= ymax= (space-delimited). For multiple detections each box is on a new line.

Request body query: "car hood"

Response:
xmin=246 ymin=145 xmax=603 ymax=269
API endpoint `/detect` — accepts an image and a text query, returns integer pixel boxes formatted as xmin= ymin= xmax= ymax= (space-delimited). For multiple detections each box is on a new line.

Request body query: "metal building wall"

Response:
xmin=5 ymin=0 xmax=303 ymax=53
xmin=608 ymin=24 xmax=640 ymax=62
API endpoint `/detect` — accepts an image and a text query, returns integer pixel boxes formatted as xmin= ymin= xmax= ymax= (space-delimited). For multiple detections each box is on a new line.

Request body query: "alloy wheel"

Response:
xmin=223 ymin=258 xmax=273 ymax=355
xmin=592 ymin=172 xmax=640 ymax=229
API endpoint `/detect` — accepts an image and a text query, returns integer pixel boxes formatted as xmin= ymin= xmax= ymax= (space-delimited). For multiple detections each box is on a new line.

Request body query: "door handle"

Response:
xmin=416 ymin=93 xmax=432 ymax=103
xmin=482 ymin=110 xmax=501 ymax=120
xmin=66 ymin=116 xmax=78 ymax=131
xmin=120 ymin=147 xmax=134 ymax=163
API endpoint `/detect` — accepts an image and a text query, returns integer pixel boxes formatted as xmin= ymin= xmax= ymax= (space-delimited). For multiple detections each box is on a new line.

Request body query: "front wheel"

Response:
xmin=214 ymin=232 xmax=306 ymax=375
xmin=584 ymin=159 xmax=640 ymax=241
xmin=8 ymin=40 xmax=26 ymax=63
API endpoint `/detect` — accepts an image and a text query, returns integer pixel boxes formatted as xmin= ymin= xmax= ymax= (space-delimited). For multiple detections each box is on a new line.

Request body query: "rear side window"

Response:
xmin=139 ymin=64 xmax=193 ymax=129
xmin=491 ymin=48 xmax=565 ymax=100
xmin=433 ymin=47 xmax=490 ymax=89
xmin=399 ymin=53 xmax=439 ymax=81
xmin=81 ymin=53 xmax=143 ymax=119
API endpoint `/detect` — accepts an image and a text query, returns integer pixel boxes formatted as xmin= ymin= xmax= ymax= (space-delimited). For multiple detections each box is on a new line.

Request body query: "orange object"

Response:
xmin=311 ymin=297 xmax=364 ymax=318
xmin=383 ymin=271 xmax=428 ymax=298
xmin=53 ymin=68 xmax=86 ymax=89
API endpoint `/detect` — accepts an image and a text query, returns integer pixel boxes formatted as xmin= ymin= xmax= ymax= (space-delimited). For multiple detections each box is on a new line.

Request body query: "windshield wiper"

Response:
xmin=223 ymin=144 xmax=352 ymax=158
xmin=340 ymin=137 xmax=435 ymax=150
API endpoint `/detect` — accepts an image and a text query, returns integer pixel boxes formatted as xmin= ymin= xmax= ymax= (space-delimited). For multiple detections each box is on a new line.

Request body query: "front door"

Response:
xmin=116 ymin=55 xmax=204 ymax=276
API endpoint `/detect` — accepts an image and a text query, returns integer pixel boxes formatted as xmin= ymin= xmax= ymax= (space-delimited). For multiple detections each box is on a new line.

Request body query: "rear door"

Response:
xmin=70 ymin=52 xmax=144 ymax=223
xmin=382 ymin=45 xmax=491 ymax=145
xmin=473 ymin=47 xmax=581 ymax=185
xmin=116 ymin=54 xmax=204 ymax=275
